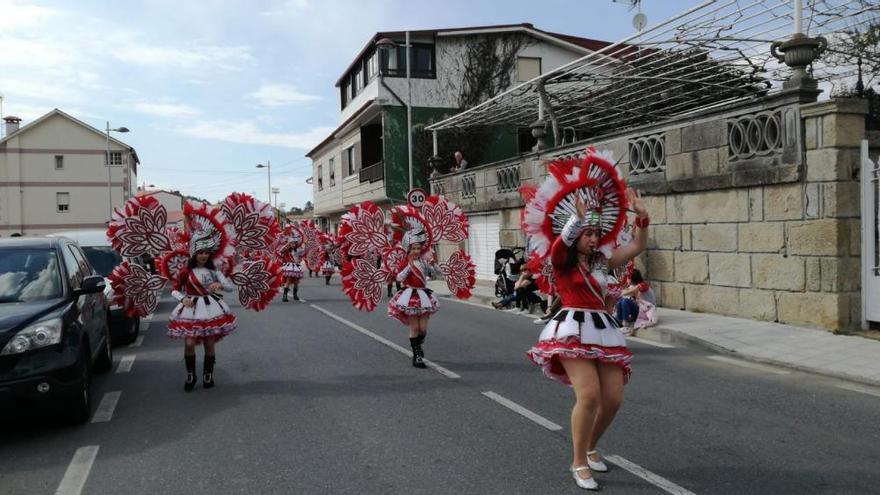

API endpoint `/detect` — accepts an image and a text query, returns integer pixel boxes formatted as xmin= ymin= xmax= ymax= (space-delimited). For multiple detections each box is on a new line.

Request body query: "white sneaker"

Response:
xmin=533 ymin=317 xmax=549 ymax=325
xmin=586 ymin=451 xmax=608 ymax=472
xmin=570 ymin=466 xmax=599 ymax=491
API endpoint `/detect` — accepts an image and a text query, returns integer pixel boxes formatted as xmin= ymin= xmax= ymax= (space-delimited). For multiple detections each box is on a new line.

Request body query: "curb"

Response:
xmin=640 ymin=326 xmax=880 ymax=389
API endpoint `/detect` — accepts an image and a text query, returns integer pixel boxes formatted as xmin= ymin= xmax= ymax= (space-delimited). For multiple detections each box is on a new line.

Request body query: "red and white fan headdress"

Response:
xmin=337 ymin=194 xmax=476 ymax=311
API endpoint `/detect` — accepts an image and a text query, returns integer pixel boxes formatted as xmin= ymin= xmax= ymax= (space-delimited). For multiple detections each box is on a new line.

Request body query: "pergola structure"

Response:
xmin=426 ymin=0 xmax=880 ymax=145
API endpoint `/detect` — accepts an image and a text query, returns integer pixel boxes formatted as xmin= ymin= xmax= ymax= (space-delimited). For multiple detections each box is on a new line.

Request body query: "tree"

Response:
xmin=303 ymin=201 xmax=314 ymax=211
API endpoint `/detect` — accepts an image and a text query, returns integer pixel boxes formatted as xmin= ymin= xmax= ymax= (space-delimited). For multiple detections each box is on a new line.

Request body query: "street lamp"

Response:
xmin=106 ymin=122 xmax=129 ymax=218
xmin=256 ymin=161 xmax=271 ymax=204
xmin=376 ymin=34 xmax=413 ymax=192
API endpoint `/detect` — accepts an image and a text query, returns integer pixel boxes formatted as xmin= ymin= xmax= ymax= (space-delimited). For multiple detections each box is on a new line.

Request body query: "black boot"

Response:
xmin=540 ymin=299 xmax=548 ymax=313
xmin=410 ymin=337 xmax=427 ymax=368
xmin=325 ymin=276 xmax=331 ymax=285
xmin=293 ymin=286 xmax=300 ymax=301
xmin=184 ymin=355 xmax=197 ymax=392
xmin=282 ymin=287 xmax=289 ymax=302
xmin=203 ymin=355 xmax=216 ymax=389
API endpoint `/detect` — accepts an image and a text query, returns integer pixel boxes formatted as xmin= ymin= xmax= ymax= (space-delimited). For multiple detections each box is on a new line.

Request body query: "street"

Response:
xmin=2 ymin=277 xmax=879 ymax=495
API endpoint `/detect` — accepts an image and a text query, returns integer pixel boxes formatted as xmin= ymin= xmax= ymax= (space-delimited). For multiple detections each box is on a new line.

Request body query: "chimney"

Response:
xmin=4 ymin=116 xmax=22 ymax=136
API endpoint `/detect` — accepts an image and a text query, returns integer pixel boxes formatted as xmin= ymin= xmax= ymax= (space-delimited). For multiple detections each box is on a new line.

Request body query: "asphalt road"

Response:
xmin=1 ymin=276 xmax=879 ymax=494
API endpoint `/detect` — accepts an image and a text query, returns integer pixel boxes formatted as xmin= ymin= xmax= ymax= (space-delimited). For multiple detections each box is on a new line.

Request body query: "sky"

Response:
xmin=0 ymin=0 xmax=698 ymax=209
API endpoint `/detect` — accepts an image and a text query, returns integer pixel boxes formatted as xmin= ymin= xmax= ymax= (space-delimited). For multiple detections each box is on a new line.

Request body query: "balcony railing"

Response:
xmin=359 ymin=161 xmax=384 ymax=183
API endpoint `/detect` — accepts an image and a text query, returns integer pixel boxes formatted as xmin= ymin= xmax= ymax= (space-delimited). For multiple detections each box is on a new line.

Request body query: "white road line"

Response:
xmin=481 ymin=391 xmax=562 ymax=431
xmin=91 ymin=391 xmax=122 ymax=423
xmin=836 ymin=383 xmax=880 ymax=398
xmin=115 ymin=355 xmax=136 ymax=373
xmin=55 ymin=445 xmax=100 ymax=495
xmin=128 ymin=335 xmax=144 ymax=348
xmin=707 ymin=355 xmax=791 ymax=375
xmin=441 ymin=296 xmax=488 ymax=310
xmin=310 ymin=304 xmax=461 ymax=379
xmin=604 ymin=455 xmax=697 ymax=495
xmin=628 ymin=336 xmax=676 ymax=348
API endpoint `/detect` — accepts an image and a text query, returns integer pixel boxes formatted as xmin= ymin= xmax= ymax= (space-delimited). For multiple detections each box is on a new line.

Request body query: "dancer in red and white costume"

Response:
xmin=522 ymin=150 xmax=649 ymax=491
xmin=108 ymin=194 xmax=282 ymax=392
xmin=337 ymin=199 xmax=475 ymax=368
xmin=279 ymin=226 xmax=305 ymax=302
xmin=388 ymin=229 xmax=440 ymax=368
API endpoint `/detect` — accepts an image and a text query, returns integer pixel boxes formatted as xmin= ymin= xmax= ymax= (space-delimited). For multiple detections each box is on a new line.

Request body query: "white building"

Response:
xmin=308 ymin=23 xmax=616 ymax=275
xmin=0 ymin=109 xmax=139 ymax=236
xmin=137 ymin=189 xmax=184 ymax=226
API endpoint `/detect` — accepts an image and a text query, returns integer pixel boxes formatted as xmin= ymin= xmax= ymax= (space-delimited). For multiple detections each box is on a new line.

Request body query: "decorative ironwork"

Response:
xmin=462 ymin=174 xmax=477 ymax=199
xmin=628 ymin=134 xmax=666 ymax=175
xmin=727 ymin=111 xmax=784 ymax=161
xmin=496 ymin=164 xmax=521 ymax=193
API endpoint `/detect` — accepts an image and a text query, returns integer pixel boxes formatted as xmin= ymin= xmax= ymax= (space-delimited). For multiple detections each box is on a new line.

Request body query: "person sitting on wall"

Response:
xmin=450 ymin=151 xmax=468 ymax=172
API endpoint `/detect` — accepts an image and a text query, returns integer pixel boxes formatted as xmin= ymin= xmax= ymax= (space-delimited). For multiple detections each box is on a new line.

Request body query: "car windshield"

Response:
xmin=0 ymin=248 xmax=63 ymax=302
xmin=82 ymin=246 xmax=122 ymax=277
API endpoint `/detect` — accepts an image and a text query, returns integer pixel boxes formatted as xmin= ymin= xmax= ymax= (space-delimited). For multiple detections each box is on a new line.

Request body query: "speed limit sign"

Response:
xmin=407 ymin=188 xmax=427 ymax=208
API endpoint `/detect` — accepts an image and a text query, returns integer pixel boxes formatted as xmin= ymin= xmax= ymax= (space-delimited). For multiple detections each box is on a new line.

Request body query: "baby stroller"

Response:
xmin=494 ymin=248 xmax=525 ymax=297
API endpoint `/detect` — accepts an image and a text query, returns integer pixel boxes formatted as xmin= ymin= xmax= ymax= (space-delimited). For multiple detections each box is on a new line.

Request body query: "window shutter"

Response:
xmin=354 ymin=142 xmax=362 ymax=171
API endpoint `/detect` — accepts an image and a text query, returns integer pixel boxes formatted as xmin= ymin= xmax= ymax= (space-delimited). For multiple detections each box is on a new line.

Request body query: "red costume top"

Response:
xmin=395 ymin=258 xmax=434 ymax=289
xmin=549 ymin=219 xmax=608 ymax=311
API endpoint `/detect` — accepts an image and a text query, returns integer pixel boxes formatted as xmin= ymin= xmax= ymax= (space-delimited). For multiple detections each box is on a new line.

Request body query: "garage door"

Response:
xmin=467 ymin=213 xmax=501 ymax=281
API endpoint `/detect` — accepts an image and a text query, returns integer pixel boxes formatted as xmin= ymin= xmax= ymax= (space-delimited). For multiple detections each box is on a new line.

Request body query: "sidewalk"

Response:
xmin=427 ymin=280 xmax=880 ymax=387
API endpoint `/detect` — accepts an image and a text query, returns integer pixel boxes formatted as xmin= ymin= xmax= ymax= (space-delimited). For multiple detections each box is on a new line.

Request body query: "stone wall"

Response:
xmin=430 ymin=92 xmax=872 ymax=331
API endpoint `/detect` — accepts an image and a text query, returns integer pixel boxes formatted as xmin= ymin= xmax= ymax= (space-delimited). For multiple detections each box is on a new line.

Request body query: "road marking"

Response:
xmin=128 ymin=335 xmax=144 ymax=348
xmin=628 ymin=336 xmax=676 ymax=348
xmin=115 ymin=355 xmax=136 ymax=373
xmin=605 ymin=455 xmax=697 ymax=495
xmin=836 ymin=383 xmax=880 ymax=398
xmin=707 ymin=355 xmax=791 ymax=375
xmin=91 ymin=391 xmax=122 ymax=423
xmin=441 ymin=296 xmax=489 ymax=310
xmin=310 ymin=304 xmax=461 ymax=379
xmin=55 ymin=445 xmax=100 ymax=495
xmin=481 ymin=391 xmax=562 ymax=431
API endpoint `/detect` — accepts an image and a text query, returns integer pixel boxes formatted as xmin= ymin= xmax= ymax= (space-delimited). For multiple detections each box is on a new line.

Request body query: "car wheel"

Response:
xmin=67 ymin=347 xmax=93 ymax=425
xmin=113 ymin=316 xmax=140 ymax=345
xmin=94 ymin=327 xmax=113 ymax=374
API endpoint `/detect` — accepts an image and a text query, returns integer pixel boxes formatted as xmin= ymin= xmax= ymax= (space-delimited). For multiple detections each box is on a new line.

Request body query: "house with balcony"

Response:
xmin=0 ymin=109 xmax=139 ymax=236
xmin=307 ymin=23 xmax=619 ymax=233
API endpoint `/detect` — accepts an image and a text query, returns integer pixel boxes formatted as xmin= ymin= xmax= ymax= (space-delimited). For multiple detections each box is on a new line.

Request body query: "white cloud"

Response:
xmin=247 ymin=83 xmax=321 ymax=107
xmin=178 ymin=120 xmax=333 ymax=149
xmin=132 ymin=102 xmax=200 ymax=119
xmin=107 ymin=40 xmax=255 ymax=72
xmin=0 ymin=1 xmax=60 ymax=30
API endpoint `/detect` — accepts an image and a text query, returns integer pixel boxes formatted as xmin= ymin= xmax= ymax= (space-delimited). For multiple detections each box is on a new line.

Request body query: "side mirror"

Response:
xmin=75 ymin=275 xmax=106 ymax=296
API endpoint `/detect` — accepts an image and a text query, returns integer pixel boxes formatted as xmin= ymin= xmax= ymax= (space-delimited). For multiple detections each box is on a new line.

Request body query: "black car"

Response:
xmin=0 ymin=237 xmax=113 ymax=424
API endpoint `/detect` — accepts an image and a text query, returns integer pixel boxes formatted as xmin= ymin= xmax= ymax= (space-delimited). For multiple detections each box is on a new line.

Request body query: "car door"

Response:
xmin=67 ymin=243 xmax=105 ymax=356
xmin=59 ymin=242 xmax=96 ymax=356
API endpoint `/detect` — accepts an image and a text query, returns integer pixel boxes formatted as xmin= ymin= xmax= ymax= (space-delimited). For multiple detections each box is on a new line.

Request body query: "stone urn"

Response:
xmin=771 ymin=33 xmax=827 ymax=84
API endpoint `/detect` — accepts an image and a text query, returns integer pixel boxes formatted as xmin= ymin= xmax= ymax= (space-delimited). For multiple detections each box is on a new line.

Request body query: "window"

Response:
xmin=317 ymin=165 xmax=323 ymax=191
xmin=341 ymin=81 xmax=351 ymax=109
xmin=57 ymin=192 xmax=70 ymax=212
xmin=517 ymin=57 xmax=541 ymax=82
xmin=106 ymin=151 xmax=123 ymax=165
xmin=381 ymin=43 xmax=435 ymax=78
xmin=344 ymin=146 xmax=359 ymax=176
xmin=366 ymin=52 xmax=378 ymax=82
xmin=329 ymin=158 xmax=336 ymax=187
xmin=61 ymin=244 xmax=83 ymax=289
xmin=412 ymin=45 xmax=434 ymax=77
xmin=55 ymin=155 xmax=64 ymax=170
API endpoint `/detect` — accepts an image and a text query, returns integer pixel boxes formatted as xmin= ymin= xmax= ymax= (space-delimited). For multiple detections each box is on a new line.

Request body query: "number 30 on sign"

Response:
xmin=407 ymin=188 xmax=427 ymax=208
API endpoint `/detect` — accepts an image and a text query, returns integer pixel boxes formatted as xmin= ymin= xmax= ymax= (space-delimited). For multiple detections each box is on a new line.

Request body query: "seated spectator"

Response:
xmin=615 ymin=268 xmax=657 ymax=335
xmin=450 ymin=151 xmax=468 ymax=172
xmin=492 ymin=268 xmax=547 ymax=314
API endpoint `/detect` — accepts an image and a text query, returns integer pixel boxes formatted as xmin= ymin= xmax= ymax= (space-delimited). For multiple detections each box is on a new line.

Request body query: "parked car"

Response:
xmin=48 ymin=229 xmax=141 ymax=345
xmin=0 ymin=236 xmax=112 ymax=424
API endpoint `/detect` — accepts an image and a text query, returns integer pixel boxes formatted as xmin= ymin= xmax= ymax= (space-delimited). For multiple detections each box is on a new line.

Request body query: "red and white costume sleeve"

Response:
xmin=167 ymin=267 xmax=237 ymax=343
xmin=387 ymin=256 xmax=439 ymax=325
